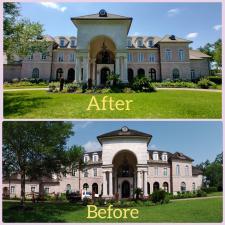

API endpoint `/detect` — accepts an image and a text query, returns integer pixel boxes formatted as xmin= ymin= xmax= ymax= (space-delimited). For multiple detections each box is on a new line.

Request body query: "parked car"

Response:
xmin=82 ymin=191 xmax=92 ymax=200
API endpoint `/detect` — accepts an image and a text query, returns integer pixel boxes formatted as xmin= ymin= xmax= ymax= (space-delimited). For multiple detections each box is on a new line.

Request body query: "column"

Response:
xmin=121 ymin=57 xmax=124 ymax=81
xmin=83 ymin=57 xmax=89 ymax=82
xmin=92 ymin=58 xmax=96 ymax=85
xmin=123 ymin=56 xmax=128 ymax=83
xmin=109 ymin=171 xmax=113 ymax=197
xmin=75 ymin=57 xmax=80 ymax=82
xmin=137 ymin=171 xmax=142 ymax=189
xmin=102 ymin=172 xmax=107 ymax=197
xmin=143 ymin=171 xmax=148 ymax=196
xmin=115 ymin=56 xmax=120 ymax=75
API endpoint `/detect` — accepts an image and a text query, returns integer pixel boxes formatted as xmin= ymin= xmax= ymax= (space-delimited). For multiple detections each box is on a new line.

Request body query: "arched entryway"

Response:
xmin=137 ymin=68 xmax=145 ymax=77
xmin=153 ymin=182 xmax=160 ymax=192
xmin=122 ymin=181 xmax=130 ymax=198
xmin=67 ymin=68 xmax=75 ymax=82
xmin=92 ymin=183 xmax=98 ymax=194
xmin=100 ymin=67 xmax=110 ymax=85
xmin=128 ymin=68 xmax=134 ymax=83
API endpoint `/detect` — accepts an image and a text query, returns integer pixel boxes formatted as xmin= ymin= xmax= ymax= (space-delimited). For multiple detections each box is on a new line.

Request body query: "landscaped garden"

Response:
xmin=3 ymin=196 xmax=222 ymax=222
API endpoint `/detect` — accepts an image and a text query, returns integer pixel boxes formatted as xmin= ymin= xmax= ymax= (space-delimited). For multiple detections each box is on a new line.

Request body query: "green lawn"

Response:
xmin=4 ymin=85 xmax=48 ymax=89
xmin=4 ymin=90 xmax=221 ymax=118
xmin=3 ymin=197 xmax=223 ymax=222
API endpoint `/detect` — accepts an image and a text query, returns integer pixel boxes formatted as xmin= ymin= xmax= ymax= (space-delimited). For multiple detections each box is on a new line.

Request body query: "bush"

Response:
xmin=99 ymin=88 xmax=112 ymax=94
xmin=207 ymin=76 xmax=222 ymax=84
xmin=197 ymin=78 xmax=216 ymax=89
xmin=153 ymin=81 xmax=197 ymax=88
xmin=196 ymin=190 xmax=207 ymax=197
xmin=132 ymin=76 xmax=156 ymax=92
xmin=201 ymin=187 xmax=217 ymax=193
xmin=151 ymin=189 xmax=168 ymax=204
xmin=66 ymin=83 xmax=78 ymax=93
xmin=122 ymin=87 xmax=135 ymax=93
xmin=48 ymin=82 xmax=59 ymax=92
xmin=12 ymin=78 xmax=19 ymax=83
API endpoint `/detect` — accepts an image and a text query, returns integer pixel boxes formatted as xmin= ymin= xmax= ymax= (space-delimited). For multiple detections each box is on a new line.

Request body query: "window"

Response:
xmin=149 ymin=54 xmax=156 ymax=62
xmin=165 ymin=49 xmax=172 ymax=61
xmin=28 ymin=54 xmax=33 ymax=61
xmin=10 ymin=186 xmax=15 ymax=194
xmin=72 ymin=168 xmax=76 ymax=176
xmin=176 ymin=165 xmax=180 ymax=176
xmin=70 ymin=39 xmax=76 ymax=47
xmin=162 ymin=153 xmax=168 ymax=161
xmin=163 ymin=168 xmax=168 ymax=176
xmin=83 ymin=183 xmax=89 ymax=190
xmin=69 ymin=53 xmax=75 ymax=62
xmin=192 ymin=182 xmax=196 ymax=191
xmin=153 ymin=152 xmax=158 ymax=160
xmin=137 ymin=39 xmax=143 ymax=47
xmin=93 ymin=168 xmax=97 ymax=177
xmin=31 ymin=186 xmax=35 ymax=192
xmin=148 ymin=40 xmax=153 ymax=47
xmin=172 ymin=68 xmax=180 ymax=80
xmin=66 ymin=184 xmax=71 ymax=192
xmin=56 ymin=68 xmax=63 ymax=80
xmin=93 ymin=154 xmax=98 ymax=162
xmin=44 ymin=187 xmax=49 ymax=194
xmin=128 ymin=53 xmax=133 ymax=62
xmin=149 ymin=68 xmax=156 ymax=81
xmin=32 ymin=68 xmax=39 ymax=78
xmin=191 ymin=69 xmax=195 ymax=80
xmin=163 ymin=182 xmax=169 ymax=192
xmin=127 ymin=39 xmax=132 ymax=47
xmin=84 ymin=169 xmax=88 ymax=177
xmin=181 ymin=182 xmax=186 ymax=193
xmin=154 ymin=167 xmax=159 ymax=176
xmin=178 ymin=49 xmax=185 ymax=61
xmin=84 ymin=155 xmax=89 ymax=163
xmin=58 ymin=52 xmax=64 ymax=62
xmin=138 ymin=52 xmax=144 ymax=62
xmin=41 ymin=53 xmax=47 ymax=60
xmin=60 ymin=38 xmax=64 ymax=47
xmin=137 ymin=68 xmax=145 ymax=76
xmin=128 ymin=68 xmax=134 ymax=83
xmin=185 ymin=165 xmax=189 ymax=176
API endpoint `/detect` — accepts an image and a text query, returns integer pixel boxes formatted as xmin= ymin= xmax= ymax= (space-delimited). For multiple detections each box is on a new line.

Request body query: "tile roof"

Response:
xmin=189 ymin=49 xmax=211 ymax=59
xmin=192 ymin=166 xmax=203 ymax=175
xmin=71 ymin=13 xmax=132 ymax=20
xmin=158 ymin=35 xmax=192 ymax=43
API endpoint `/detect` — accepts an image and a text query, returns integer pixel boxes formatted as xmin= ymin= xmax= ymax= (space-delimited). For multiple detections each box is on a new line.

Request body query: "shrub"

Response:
xmin=201 ymin=187 xmax=217 ymax=193
xmin=151 ymin=189 xmax=168 ymax=204
xmin=132 ymin=76 xmax=156 ymax=92
xmin=66 ymin=83 xmax=78 ymax=93
xmin=197 ymin=78 xmax=216 ymax=89
xmin=122 ymin=87 xmax=135 ymax=93
xmin=99 ymin=88 xmax=112 ymax=94
xmin=196 ymin=190 xmax=207 ymax=197
xmin=48 ymin=82 xmax=59 ymax=92
xmin=12 ymin=78 xmax=19 ymax=83
xmin=207 ymin=76 xmax=222 ymax=84
xmin=153 ymin=81 xmax=197 ymax=89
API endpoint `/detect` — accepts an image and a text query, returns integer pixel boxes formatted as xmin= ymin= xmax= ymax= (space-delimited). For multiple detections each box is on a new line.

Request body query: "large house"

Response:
xmin=3 ymin=126 xmax=203 ymax=199
xmin=4 ymin=9 xmax=211 ymax=84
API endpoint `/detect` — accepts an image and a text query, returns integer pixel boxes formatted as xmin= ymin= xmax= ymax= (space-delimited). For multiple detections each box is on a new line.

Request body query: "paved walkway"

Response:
xmin=4 ymin=87 xmax=222 ymax=92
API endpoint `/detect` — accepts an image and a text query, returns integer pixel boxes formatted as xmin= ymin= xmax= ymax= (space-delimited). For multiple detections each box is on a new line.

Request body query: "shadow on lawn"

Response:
xmin=4 ymin=92 xmax=52 ymax=118
xmin=3 ymin=202 xmax=84 ymax=222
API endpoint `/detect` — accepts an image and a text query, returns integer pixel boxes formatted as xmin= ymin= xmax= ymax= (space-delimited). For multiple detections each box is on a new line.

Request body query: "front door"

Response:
xmin=122 ymin=181 xmax=130 ymax=198
xmin=100 ymin=67 xmax=110 ymax=85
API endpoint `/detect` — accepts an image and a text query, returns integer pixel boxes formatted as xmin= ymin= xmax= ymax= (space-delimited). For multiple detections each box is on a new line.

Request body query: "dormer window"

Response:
xmin=60 ymin=38 xmax=64 ymax=47
xmin=70 ymin=39 xmax=76 ymax=47
xmin=162 ymin=153 xmax=168 ymax=161
xmin=92 ymin=154 xmax=98 ymax=162
xmin=137 ymin=39 xmax=143 ymax=47
xmin=148 ymin=40 xmax=153 ymax=47
xmin=127 ymin=39 xmax=132 ymax=47
xmin=84 ymin=154 xmax=89 ymax=163
xmin=153 ymin=151 xmax=159 ymax=160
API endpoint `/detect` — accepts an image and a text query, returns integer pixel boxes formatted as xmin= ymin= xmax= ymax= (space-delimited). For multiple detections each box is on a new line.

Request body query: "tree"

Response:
xmin=214 ymin=39 xmax=222 ymax=68
xmin=3 ymin=121 xmax=74 ymax=206
xmin=3 ymin=2 xmax=49 ymax=62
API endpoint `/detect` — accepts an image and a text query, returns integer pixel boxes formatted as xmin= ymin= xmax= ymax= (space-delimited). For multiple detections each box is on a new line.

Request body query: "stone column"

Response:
xmin=109 ymin=171 xmax=113 ymax=197
xmin=83 ymin=56 xmax=89 ymax=82
xmin=123 ymin=56 xmax=128 ymax=83
xmin=115 ymin=56 xmax=120 ymax=75
xmin=137 ymin=171 xmax=142 ymax=189
xmin=143 ymin=171 xmax=148 ymax=196
xmin=102 ymin=172 xmax=107 ymax=197
xmin=75 ymin=57 xmax=80 ymax=82
xmin=93 ymin=58 xmax=96 ymax=85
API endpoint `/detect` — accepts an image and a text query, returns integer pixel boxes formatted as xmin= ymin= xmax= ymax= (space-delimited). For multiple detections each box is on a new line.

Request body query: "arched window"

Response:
xmin=147 ymin=182 xmax=150 ymax=195
xmin=92 ymin=183 xmax=98 ymax=194
xmin=163 ymin=182 xmax=169 ymax=192
xmin=128 ymin=68 xmax=134 ymax=83
xmin=176 ymin=165 xmax=180 ymax=176
xmin=83 ymin=183 xmax=89 ymax=190
xmin=192 ymin=182 xmax=196 ymax=191
xmin=173 ymin=68 xmax=180 ymax=80
xmin=149 ymin=68 xmax=156 ymax=81
xmin=181 ymin=182 xmax=186 ymax=193
xmin=137 ymin=68 xmax=145 ymax=77
xmin=127 ymin=39 xmax=132 ymax=47
xmin=66 ymin=184 xmax=71 ymax=192
xmin=67 ymin=68 xmax=75 ymax=82
xmin=32 ymin=68 xmax=39 ymax=78
xmin=153 ymin=182 xmax=160 ymax=192
xmin=56 ymin=68 xmax=63 ymax=80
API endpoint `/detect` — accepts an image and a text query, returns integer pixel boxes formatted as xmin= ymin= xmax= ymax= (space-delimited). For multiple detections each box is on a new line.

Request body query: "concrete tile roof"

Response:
xmin=189 ymin=49 xmax=211 ymax=59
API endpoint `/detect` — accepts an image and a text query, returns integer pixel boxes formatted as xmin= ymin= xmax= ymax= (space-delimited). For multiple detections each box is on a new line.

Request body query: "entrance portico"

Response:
xmin=71 ymin=10 xmax=131 ymax=86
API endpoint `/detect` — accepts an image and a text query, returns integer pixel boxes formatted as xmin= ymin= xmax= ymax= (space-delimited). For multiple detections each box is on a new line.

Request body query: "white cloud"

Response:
xmin=167 ymin=8 xmax=180 ymax=17
xmin=213 ymin=24 xmax=222 ymax=31
xmin=83 ymin=140 xmax=101 ymax=152
xmin=186 ymin=32 xmax=198 ymax=39
xmin=40 ymin=2 xmax=67 ymax=12
xmin=133 ymin=32 xmax=141 ymax=36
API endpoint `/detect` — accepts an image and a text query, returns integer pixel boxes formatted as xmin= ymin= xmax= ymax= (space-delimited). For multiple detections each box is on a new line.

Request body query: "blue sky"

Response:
xmin=20 ymin=2 xmax=222 ymax=49
xmin=67 ymin=121 xmax=222 ymax=165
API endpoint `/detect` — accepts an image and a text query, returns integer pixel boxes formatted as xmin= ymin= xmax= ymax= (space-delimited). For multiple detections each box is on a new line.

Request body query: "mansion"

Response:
xmin=3 ymin=127 xmax=203 ymax=199
xmin=4 ymin=9 xmax=211 ymax=84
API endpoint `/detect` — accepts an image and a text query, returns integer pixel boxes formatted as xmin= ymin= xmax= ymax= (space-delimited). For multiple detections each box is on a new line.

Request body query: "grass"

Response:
xmin=207 ymin=192 xmax=223 ymax=197
xmin=4 ymin=89 xmax=221 ymax=118
xmin=4 ymin=85 xmax=48 ymax=89
xmin=3 ymin=197 xmax=222 ymax=222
